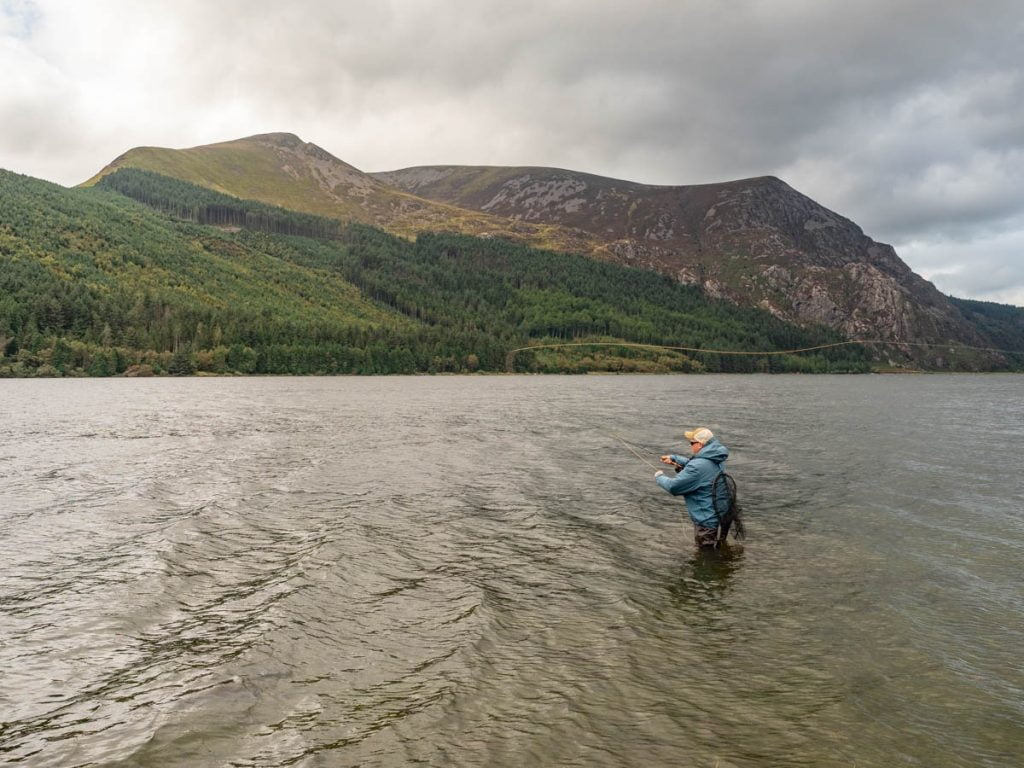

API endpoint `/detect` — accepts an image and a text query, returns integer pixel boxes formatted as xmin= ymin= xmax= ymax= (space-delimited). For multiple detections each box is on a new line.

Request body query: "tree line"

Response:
xmin=95 ymin=167 xmax=346 ymax=239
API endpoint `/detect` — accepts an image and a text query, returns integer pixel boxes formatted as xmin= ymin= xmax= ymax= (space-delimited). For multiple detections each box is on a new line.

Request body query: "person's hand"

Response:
xmin=655 ymin=470 xmax=664 ymax=478
xmin=660 ymin=455 xmax=674 ymax=465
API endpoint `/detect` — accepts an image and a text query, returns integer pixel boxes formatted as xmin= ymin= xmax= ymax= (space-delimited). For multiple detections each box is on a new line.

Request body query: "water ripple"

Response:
xmin=1 ymin=375 xmax=1022 ymax=767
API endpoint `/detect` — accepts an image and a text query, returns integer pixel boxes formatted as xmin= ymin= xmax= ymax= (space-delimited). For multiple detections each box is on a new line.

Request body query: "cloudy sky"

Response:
xmin=2 ymin=0 xmax=1022 ymax=304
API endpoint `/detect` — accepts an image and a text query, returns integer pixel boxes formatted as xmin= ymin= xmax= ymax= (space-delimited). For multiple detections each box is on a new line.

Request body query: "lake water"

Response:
xmin=1 ymin=375 xmax=1022 ymax=767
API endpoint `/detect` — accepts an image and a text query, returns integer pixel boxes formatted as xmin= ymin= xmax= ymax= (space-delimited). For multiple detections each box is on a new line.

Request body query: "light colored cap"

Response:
xmin=684 ymin=427 xmax=714 ymax=443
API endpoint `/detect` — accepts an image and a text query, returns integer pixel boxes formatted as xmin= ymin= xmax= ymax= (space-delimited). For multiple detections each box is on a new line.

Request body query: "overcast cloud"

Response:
xmin=2 ymin=0 xmax=1022 ymax=304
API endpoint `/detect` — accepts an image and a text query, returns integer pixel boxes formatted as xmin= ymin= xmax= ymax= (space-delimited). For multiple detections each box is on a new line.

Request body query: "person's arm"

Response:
xmin=656 ymin=460 xmax=704 ymax=495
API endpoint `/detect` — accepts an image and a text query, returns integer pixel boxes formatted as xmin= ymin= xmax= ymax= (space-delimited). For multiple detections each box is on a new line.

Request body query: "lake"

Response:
xmin=1 ymin=375 xmax=1022 ymax=767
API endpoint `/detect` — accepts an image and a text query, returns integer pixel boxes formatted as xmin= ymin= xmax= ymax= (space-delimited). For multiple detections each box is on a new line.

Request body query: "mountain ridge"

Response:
xmin=79 ymin=133 xmax=1009 ymax=363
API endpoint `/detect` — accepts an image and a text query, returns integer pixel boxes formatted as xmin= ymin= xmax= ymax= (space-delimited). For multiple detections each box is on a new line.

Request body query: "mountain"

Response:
xmin=373 ymin=165 xmax=996 ymax=360
xmin=1 ymin=168 xmax=882 ymax=376
xmin=79 ymin=133 xmax=1017 ymax=366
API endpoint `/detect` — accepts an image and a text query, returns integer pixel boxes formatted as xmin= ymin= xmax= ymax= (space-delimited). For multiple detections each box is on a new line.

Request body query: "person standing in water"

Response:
xmin=654 ymin=427 xmax=730 ymax=548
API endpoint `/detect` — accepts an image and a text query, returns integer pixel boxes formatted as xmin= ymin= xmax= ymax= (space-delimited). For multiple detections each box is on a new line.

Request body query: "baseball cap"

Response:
xmin=684 ymin=427 xmax=714 ymax=443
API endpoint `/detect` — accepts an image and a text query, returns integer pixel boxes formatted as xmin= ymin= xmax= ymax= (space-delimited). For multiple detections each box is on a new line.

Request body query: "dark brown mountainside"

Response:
xmin=373 ymin=165 xmax=992 ymax=359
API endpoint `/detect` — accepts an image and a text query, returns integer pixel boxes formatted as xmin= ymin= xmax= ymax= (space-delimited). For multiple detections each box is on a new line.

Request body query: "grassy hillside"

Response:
xmin=82 ymin=134 xmax=384 ymax=222
xmin=80 ymin=133 xmax=601 ymax=254
xmin=0 ymin=166 xmax=974 ymax=377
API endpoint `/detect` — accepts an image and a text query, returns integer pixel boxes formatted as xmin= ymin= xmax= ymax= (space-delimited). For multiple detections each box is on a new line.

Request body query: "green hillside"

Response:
xmin=81 ymin=134 xmax=382 ymax=223
xmin=80 ymin=133 xmax=601 ymax=254
xmin=1 ymin=170 xmax=421 ymax=375
xmin=0 ymin=167 xmax=913 ymax=376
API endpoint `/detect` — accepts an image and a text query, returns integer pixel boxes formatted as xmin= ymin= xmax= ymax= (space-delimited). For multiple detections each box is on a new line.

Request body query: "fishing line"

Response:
xmin=511 ymin=335 xmax=1024 ymax=471
xmin=505 ymin=338 xmax=1024 ymax=371
xmin=600 ymin=429 xmax=662 ymax=470
xmin=540 ymin=393 xmax=674 ymax=472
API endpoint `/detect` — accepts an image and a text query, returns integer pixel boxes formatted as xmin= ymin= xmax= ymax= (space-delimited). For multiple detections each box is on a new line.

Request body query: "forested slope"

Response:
xmin=0 ymin=167 xmax=952 ymax=376
xmin=949 ymin=297 xmax=1024 ymax=354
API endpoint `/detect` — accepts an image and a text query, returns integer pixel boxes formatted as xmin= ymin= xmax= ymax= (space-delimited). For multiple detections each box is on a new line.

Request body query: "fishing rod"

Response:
xmin=602 ymin=429 xmax=686 ymax=473
xmin=540 ymin=395 xmax=676 ymax=471
xmin=602 ymin=430 xmax=660 ymax=469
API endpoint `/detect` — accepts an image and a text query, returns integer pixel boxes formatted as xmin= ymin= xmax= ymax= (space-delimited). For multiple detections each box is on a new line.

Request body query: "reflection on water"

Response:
xmin=1 ymin=375 xmax=1022 ymax=767
xmin=668 ymin=545 xmax=744 ymax=605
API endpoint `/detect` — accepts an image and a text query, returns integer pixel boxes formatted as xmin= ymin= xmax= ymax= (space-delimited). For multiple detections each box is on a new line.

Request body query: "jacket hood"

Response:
xmin=695 ymin=437 xmax=729 ymax=464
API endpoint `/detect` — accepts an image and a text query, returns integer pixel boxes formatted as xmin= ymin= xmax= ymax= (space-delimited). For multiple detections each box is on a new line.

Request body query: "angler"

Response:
xmin=654 ymin=427 xmax=744 ymax=548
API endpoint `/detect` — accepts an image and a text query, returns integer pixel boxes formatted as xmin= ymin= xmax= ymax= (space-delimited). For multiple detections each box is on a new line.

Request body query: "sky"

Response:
xmin=2 ymin=0 xmax=1022 ymax=305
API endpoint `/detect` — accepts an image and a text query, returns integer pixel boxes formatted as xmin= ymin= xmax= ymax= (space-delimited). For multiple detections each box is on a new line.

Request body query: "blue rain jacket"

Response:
xmin=656 ymin=438 xmax=730 ymax=528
